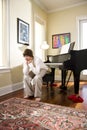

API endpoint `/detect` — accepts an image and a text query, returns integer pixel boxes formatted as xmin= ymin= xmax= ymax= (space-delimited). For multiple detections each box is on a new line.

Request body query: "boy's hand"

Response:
xmin=26 ymin=60 xmax=32 ymax=65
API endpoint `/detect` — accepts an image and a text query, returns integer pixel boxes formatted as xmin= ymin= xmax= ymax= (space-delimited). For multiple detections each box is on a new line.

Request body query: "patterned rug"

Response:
xmin=0 ymin=97 xmax=87 ymax=130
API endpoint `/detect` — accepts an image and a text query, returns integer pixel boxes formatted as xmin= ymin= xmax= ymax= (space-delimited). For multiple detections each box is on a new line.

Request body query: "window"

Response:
xmin=79 ymin=19 xmax=87 ymax=49
xmin=0 ymin=0 xmax=9 ymax=68
xmin=0 ymin=0 xmax=3 ymax=66
xmin=77 ymin=16 xmax=87 ymax=75
xmin=34 ymin=15 xmax=46 ymax=61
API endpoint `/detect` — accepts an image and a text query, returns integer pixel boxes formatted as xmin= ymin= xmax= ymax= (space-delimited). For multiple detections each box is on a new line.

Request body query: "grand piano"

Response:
xmin=45 ymin=48 xmax=87 ymax=95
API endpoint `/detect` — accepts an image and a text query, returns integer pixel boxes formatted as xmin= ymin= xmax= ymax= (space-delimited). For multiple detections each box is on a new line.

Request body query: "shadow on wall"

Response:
xmin=10 ymin=65 xmax=23 ymax=84
xmin=18 ymin=44 xmax=28 ymax=52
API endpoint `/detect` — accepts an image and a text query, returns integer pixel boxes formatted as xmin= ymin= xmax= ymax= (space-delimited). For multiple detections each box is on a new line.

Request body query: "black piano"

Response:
xmin=46 ymin=48 xmax=87 ymax=95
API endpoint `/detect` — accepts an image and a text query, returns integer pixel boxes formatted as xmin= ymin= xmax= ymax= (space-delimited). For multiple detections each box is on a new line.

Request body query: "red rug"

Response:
xmin=0 ymin=97 xmax=87 ymax=130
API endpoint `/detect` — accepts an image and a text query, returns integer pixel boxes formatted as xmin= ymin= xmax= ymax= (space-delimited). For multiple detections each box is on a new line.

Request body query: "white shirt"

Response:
xmin=23 ymin=56 xmax=48 ymax=75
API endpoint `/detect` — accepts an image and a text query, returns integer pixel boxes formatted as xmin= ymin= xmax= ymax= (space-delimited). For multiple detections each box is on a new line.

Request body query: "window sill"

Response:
xmin=0 ymin=67 xmax=10 ymax=73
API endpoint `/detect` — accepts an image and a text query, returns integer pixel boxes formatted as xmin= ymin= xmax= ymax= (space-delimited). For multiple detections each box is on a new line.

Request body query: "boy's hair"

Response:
xmin=23 ymin=49 xmax=33 ymax=57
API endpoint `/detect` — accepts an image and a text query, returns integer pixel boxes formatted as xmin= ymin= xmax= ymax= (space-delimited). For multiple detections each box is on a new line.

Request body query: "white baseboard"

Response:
xmin=55 ymin=75 xmax=73 ymax=82
xmin=55 ymin=74 xmax=87 ymax=81
xmin=0 ymin=82 xmax=23 ymax=96
xmin=55 ymin=75 xmax=61 ymax=81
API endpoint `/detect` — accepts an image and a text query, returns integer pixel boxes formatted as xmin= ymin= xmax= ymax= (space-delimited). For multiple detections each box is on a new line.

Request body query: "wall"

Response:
xmin=0 ymin=0 xmax=47 ymax=96
xmin=47 ymin=3 xmax=87 ymax=80
xmin=0 ymin=66 xmax=23 ymax=96
xmin=47 ymin=3 xmax=87 ymax=55
xmin=0 ymin=0 xmax=32 ymax=95
xmin=9 ymin=0 xmax=32 ymax=67
xmin=9 ymin=0 xmax=47 ymax=67
xmin=32 ymin=0 xmax=48 ymax=55
xmin=1 ymin=2 xmax=87 ymax=96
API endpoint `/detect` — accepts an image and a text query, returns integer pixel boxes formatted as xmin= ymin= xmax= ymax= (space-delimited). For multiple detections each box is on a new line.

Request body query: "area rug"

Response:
xmin=0 ymin=97 xmax=87 ymax=130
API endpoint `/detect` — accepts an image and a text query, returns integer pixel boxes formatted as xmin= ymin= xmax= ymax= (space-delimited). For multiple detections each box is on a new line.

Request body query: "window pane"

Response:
xmin=0 ymin=0 xmax=2 ymax=66
xmin=35 ymin=21 xmax=45 ymax=61
xmin=82 ymin=22 xmax=87 ymax=48
xmin=80 ymin=20 xmax=87 ymax=49
xmin=0 ymin=0 xmax=9 ymax=68
xmin=79 ymin=19 xmax=87 ymax=74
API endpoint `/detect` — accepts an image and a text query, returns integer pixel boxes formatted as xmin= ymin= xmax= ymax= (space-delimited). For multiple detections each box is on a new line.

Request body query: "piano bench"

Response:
xmin=43 ymin=68 xmax=55 ymax=88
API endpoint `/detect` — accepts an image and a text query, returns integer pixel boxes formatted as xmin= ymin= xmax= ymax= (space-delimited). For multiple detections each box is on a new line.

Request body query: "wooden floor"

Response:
xmin=0 ymin=81 xmax=87 ymax=111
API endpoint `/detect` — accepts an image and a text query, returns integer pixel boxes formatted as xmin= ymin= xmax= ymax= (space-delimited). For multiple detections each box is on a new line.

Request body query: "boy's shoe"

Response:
xmin=72 ymin=96 xmax=84 ymax=103
xmin=68 ymin=94 xmax=76 ymax=100
xmin=68 ymin=94 xmax=84 ymax=103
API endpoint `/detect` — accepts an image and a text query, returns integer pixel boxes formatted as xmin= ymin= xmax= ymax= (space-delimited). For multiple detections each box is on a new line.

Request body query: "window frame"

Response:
xmin=34 ymin=14 xmax=46 ymax=61
xmin=76 ymin=15 xmax=87 ymax=75
xmin=0 ymin=0 xmax=10 ymax=71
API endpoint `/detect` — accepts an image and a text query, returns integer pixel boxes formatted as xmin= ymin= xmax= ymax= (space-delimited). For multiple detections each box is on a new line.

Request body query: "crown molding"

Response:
xmin=33 ymin=0 xmax=87 ymax=13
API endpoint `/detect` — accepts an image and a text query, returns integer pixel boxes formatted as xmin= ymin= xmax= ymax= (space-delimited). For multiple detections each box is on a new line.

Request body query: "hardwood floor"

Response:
xmin=0 ymin=81 xmax=87 ymax=111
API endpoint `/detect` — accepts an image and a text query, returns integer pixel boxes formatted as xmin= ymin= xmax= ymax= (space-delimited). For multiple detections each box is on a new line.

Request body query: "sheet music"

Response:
xmin=60 ymin=43 xmax=70 ymax=54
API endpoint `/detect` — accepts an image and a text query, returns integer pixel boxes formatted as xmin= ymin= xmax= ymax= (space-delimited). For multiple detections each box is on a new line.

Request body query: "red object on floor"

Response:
xmin=68 ymin=95 xmax=84 ymax=103
xmin=68 ymin=95 xmax=76 ymax=100
xmin=72 ymin=96 xmax=84 ymax=103
xmin=52 ymin=83 xmax=57 ymax=86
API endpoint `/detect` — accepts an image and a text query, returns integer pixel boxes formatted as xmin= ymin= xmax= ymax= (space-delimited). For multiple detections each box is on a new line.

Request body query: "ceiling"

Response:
xmin=34 ymin=0 xmax=87 ymax=13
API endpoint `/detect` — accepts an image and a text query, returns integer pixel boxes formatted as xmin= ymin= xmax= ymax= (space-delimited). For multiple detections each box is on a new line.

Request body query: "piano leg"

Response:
xmin=73 ymin=70 xmax=80 ymax=94
xmin=60 ymin=69 xmax=67 ymax=90
xmin=50 ymin=68 xmax=55 ymax=91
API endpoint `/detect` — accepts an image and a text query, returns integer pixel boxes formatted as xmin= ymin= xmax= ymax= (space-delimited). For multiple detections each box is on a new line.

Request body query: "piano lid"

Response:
xmin=46 ymin=42 xmax=75 ymax=63
xmin=47 ymin=53 xmax=71 ymax=63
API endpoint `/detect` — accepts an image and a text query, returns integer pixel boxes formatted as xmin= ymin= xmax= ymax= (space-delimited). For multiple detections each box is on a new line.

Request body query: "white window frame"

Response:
xmin=76 ymin=15 xmax=87 ymax=75
xmin=76 ymin=15 xmax=87 ymax=49
xmin=34 ymin=14 xmax=46 ymax=61
xmin=0 ymin=0 xmax=10 ymax=72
